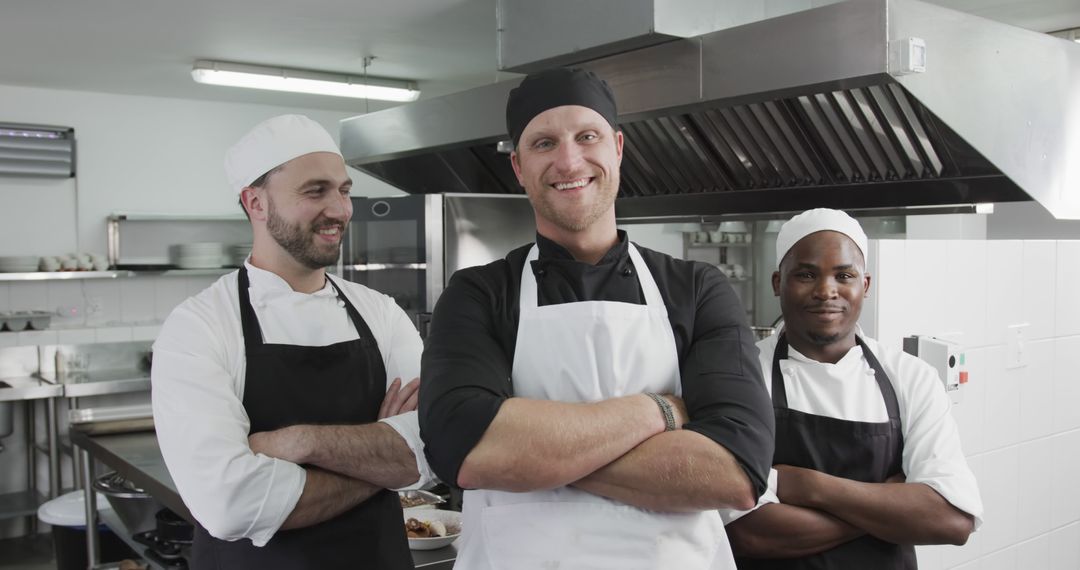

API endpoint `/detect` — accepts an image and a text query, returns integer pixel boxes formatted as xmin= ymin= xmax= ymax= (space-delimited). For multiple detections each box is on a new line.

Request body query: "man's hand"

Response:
xmin=249 ymin=425 xmax=311 ymax=465
xmin=379 ymin=377 xmax=420 ymax=419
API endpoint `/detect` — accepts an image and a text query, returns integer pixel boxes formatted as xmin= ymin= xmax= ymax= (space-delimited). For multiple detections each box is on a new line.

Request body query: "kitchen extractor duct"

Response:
xmin=341 ymin=0 xmax=1080 ymax=220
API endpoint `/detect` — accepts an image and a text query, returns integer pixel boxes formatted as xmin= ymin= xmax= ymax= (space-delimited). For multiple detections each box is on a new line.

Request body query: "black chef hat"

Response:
xmin=505 ymin=67 xmax=618 ymax=148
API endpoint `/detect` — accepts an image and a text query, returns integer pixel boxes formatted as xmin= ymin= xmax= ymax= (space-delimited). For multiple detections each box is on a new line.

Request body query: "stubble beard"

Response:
xmin=532 ymin=174 xmax=619 ymax=233
xmin=266 ymin=196 xmax=342 ymax=269
xmin=805 ymin=330 xmax=843 ymax=345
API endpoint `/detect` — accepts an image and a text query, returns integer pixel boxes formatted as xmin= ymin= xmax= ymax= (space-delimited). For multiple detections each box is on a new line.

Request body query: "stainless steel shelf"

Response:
xmin=0 ymin=271 xmax=124 ymax=281
xmin=0 ymin=489 xmax=45 ymax=521
xmin=108 ymin=213 xmax=246 ymax=222
xmin=344 ymin=263 xmax=427 ymax=271
xmin=686 ymin=242 xmax=752 ymax=248
xmin=38 ymin=369 xmax=151 ymax=398
xmin=0 ymin=376 xmax=64 ymax=402
xmin=0 ymin=268 xmax=233 ymax=282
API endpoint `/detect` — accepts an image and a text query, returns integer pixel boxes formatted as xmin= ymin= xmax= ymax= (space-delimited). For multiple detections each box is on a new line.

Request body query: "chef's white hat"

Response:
xmin=224 ymin=114 xmax=341 ymax=194
xmin=775 ymin=208 xmax=868 ymax=268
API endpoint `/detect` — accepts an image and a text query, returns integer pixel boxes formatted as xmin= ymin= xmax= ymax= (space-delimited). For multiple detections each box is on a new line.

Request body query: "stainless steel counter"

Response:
xmin=72 ymin=430 xmax=457 ymax=569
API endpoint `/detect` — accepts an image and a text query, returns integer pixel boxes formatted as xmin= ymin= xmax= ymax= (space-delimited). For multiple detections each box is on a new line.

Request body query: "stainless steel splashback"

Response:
xmin=444 ymin=194 xmax=536 ymax=278
xmin=341 ymin=0 xmax=1080 ymax=220
xmin=341 ymin=194 xmax=535 ymax=325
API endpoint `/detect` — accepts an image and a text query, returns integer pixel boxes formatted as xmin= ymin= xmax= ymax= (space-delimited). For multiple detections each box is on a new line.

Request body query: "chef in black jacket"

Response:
xmin=418 ymin=68 xmax=775 ymax=570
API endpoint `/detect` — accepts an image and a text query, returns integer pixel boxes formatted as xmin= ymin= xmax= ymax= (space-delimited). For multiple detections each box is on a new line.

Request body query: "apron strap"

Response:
xmin=325 ymin=274 xmax=380 ymax=344
xmin=771 ymin=334 xmax=902 ymax=422
xmin=771 ymin=334 xmax=791 ymax=408
xmin=856 ymin=336 xmax=902 ymax=422
xmin=237 ymin=266 xmax=265 ymax=350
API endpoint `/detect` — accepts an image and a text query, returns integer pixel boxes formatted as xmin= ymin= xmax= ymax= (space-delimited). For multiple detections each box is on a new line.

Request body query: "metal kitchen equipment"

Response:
xmin=340 ymin=194 xmax=536 ymax=326
xmin=93 ymin=472 xmax=162 ymax=534
xmin=340 ymin=0 xmax=1080 ymax=222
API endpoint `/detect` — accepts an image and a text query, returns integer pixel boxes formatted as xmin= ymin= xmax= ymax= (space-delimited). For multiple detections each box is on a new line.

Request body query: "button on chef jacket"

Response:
xmin=721 ymin=327 xmax=984 ymax=528
xmin=152 ymin=261 xmax=435 ymax=546
xmin=420 ymin=230 xmax=775 ymax=505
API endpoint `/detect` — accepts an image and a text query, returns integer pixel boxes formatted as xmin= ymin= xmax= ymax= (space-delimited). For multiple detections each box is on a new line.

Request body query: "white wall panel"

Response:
xmin=1019 ymin=339 xmax=1056 ymax=441
xmin=985 ymin=240 xmax=1024 ymax=347
xmin=1021 ymin=240 xmax=1057 ymax=341
xmin=1055 ymin=241 xmax=1080 ymax=337
xmin=1052 ymin=336 xmax=1080 ymax=432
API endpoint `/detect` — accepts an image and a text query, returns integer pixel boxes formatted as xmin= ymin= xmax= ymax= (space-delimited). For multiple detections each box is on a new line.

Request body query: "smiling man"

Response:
xmin=419 ymin=68 xmax=775 ymax=569
xmin=724 ymin=208 xmax=983 ymax=569
xmin=152 ymin=115 xmax=434 ymax=569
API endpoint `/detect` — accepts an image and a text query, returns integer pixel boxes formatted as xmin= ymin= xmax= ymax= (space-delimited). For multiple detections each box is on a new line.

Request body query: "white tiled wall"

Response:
xmin=0 ymin=274 xmax=218 ymax=347
xmin=867 ymin=239 xmax=1080 ymax=570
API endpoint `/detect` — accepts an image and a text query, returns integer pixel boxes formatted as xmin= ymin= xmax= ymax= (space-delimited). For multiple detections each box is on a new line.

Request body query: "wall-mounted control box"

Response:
xmin=903 ymin=335 xmax=964 ymax=404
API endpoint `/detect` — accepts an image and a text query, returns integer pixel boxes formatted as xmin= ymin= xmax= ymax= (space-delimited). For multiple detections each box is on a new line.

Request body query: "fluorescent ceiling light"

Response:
xmin=191 ymin=60 xmax=420 ymax=102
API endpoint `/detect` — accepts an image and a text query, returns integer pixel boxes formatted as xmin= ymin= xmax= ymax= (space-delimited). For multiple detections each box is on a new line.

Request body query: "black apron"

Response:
xmin=190 ymin=267 xmax=411 ymax=570
xmin=736 ymin=334 xmax=917 ymax=570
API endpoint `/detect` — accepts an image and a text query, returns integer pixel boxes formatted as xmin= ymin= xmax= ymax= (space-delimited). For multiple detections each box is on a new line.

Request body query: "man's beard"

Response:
xmin=806 ymin=330 xmax=842 ymax=345
xmin=266 ymin=197 xmax=342 ymax=269
xmin=531 ymin=176 xmax=618 ymax=233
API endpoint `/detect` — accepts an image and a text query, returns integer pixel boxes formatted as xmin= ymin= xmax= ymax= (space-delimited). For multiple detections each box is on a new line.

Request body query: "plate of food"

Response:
xmin=399 ymin=489 xmax=444 ymax=510
xmin=403 ymin=509 xmax=462 ymax=551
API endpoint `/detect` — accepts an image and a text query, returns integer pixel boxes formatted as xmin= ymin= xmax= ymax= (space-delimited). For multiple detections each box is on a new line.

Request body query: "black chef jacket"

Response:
xmin=419 ymin=230 xmax=774 ymax=497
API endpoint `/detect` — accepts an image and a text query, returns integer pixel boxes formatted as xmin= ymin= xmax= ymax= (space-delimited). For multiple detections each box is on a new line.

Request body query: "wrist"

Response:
xmin=644 ymin=392 xmax=677 ymax=433
xmin=801 ymin=470 xmax=835 ymax=510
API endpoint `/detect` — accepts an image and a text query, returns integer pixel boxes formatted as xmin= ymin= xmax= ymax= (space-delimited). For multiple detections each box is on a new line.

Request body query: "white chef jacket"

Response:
xmin=721 ymin=328 xmax=983 ymax=530
xmin=151 ymin=261 xmax=435 ymax=546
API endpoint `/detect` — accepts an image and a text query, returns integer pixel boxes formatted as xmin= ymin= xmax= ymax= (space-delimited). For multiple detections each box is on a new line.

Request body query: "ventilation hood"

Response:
xmin=341 ymin=0 xmax=1080 ymax=221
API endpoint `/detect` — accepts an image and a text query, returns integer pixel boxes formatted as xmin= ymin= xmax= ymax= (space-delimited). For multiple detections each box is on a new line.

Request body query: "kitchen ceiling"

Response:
xmin=0 ymin=0 xmax=1077 ymax=113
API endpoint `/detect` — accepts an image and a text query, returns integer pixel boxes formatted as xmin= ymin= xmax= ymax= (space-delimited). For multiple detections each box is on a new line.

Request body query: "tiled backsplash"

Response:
xmin=0 ymin=274 xmax=219 ymax=346
xmin=866 ymin=239 xmax=1080 ymax=570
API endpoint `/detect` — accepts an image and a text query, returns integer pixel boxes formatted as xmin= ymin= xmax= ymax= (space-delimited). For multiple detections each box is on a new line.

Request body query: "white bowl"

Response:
xmin=403 ymin=509 xmax=461 ymax=551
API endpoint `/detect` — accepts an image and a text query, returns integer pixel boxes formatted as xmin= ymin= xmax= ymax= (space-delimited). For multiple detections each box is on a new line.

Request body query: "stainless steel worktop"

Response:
xmin=71 ymin=429 xmax=457 ymax=569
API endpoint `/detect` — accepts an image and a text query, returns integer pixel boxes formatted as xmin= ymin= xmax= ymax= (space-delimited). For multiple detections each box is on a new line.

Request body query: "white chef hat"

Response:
xmin=775 ymin=208 xmax=868 ymax=268
xmin=224 ymin=114 xmax=341 ymax=194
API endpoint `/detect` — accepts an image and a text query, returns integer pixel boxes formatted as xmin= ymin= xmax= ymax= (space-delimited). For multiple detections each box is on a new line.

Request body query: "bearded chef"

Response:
xmin=152 ymin=115 xmax=434 ymax=569
xmin=418 ymin=68 xmax=775 ymax=570
xmin=724 ymin=208 xmax=983 ymax=569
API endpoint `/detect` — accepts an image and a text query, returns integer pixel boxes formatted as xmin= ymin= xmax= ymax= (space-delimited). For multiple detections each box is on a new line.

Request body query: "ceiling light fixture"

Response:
xmin=191 ymin=60 xmax=420 ymax=102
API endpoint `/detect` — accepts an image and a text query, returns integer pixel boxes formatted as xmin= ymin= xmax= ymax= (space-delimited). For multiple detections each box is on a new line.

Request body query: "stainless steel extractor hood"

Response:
xmin=341 ymin=0 xmax=1080 ymax=221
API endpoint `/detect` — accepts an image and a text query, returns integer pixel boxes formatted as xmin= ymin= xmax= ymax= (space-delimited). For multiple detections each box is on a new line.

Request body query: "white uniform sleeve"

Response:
xmin=373 ymin=292 xmax=437 ymax=490
xmin=896 ymin=356 xmax=984 ymax=530
xmin=720 ymin=468 xmax=779 ymax=525
xmin=151 ymin=299 xmax=305 ymax=546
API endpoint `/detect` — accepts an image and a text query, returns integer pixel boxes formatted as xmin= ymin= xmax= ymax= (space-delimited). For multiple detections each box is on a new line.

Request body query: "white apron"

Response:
xmin=453 ymin=243 xmax=734 ymax=570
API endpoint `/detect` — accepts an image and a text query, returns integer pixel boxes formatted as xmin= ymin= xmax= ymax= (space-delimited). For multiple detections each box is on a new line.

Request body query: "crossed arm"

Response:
xmin=250 ymin=378 xmax=423 ymax=529
xmin=456 ymin=394 xmax=757 ymax=512
xmin=727 ymin=466 xmax=975 ymax=558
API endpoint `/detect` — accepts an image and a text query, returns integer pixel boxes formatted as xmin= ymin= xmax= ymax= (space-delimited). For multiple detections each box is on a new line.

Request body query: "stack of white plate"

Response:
xmin=173 ymin=243 xmax=226 ymax=269
xmin=0 ymin=256 xmax=41 ymax=273
xmin=227 ymin=244 xmax=252 ymax=267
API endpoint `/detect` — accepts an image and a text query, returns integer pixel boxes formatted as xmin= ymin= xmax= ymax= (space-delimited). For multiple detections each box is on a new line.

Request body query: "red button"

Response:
xmin=959 ymin=371 xmax=969 ymax=384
